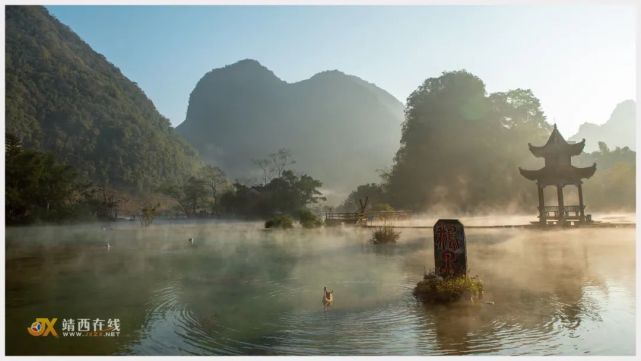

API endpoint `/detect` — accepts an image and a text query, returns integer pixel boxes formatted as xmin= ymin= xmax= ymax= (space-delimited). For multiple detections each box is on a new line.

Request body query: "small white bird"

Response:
xmin=188 ymin=237 xmax=194 ymax=246
xmin=105 ymin=241 xmax=111 ymax=251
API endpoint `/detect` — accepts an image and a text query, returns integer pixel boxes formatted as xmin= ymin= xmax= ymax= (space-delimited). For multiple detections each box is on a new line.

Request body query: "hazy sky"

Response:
xmin=47 ymin=5 xmax=635 ymax=136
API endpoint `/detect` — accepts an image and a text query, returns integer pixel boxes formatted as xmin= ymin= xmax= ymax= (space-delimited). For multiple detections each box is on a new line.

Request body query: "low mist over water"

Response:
xmin=6 ymin=219 xmax=635 ymax=355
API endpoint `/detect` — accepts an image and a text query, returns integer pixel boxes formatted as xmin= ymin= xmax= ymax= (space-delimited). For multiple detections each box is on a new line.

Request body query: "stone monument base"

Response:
xmin=413 ymin=272 xmax=484 ymax=304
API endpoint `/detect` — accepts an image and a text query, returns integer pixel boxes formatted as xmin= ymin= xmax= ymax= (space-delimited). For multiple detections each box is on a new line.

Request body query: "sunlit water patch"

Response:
xmin=5 ymin=219 xmax=635 ymax=355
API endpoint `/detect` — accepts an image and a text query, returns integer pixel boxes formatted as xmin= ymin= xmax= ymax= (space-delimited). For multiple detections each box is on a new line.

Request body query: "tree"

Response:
xmin=266 ymin=170 xmax=325 ymax=211
xmin=220 ymin=170 xmax=325 ymax=218
xmin=598 ymin=141 xmax=610 ymax=154
xmin=574 ymin=143 xmax=635 ymax=210
xmin=84 ymin=185 xmax=125 ymax=221
xmin=160 ymin=177 xmax=210 ymax=217
xmin=252 ymin=158 xmax=272 ymax=185
xmin=296 ymin=209 xmax=323 ymax=228
xmin=341 ymin=183 xmax=386 ymax=212
xmin=6 ymin=134 xmax=88 ymax=224
xmin=489 ymin=89 xmax=548 ymax=130
xmin=382 ymin=70 xmax=553 ymax=212
xmin=269 ymin=148 xmax=296 ymax=178
xmin=386 ymin=70 xmax=499 ymax=210
xmin=140 ymin=202 xmax=160 ymax=227
xmin=6 ymin=133 xmax=22 ymax=158
xmin=199 ymin=165 xmax=228 ymax=212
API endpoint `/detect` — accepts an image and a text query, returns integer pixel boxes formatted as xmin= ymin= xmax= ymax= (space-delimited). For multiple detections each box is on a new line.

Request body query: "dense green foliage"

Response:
xmin=386 ymin=71 xmax=551 ymax=212
xmin=575 ymin=143 xmax=635 ymax=210
xmin=139 ymin=203 xmax=160 ymax=227
xmin=159 ymin=160 xmax=325 ymax=220
xmin=177 ymin=59 xmax=404 ymax=201
xmin=296 ymin=209 xmax=323 ymax=228
xmin=82 ymin=185 xmax=123 ymax=220
xmin=220 ymin=170 xmax=325 ymax=218
xmin=6 ymin=133 xmax=150 ymax=224
xmin=345 ymin=70 xmax=634 ymax=213
xmin=160 ymin=177 xmax=211 ymax=217
xmin=341 ymin=183 xmax=387 ymax=211
xmin=6 ymin=134 xmax=87 ymax=224
xmin=159 ymin=165 xmax=230 ymax=217
xmin=264 ymin=215 xmax=294 ymax=229
xmin=6 ymin=6 xmax=202 ymax=192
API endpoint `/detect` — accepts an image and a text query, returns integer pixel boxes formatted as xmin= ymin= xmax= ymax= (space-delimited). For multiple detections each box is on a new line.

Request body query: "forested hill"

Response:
xmin=6 ymin=6 xmax=202 ymax=191
xmin=176 ymin=59 xmax=404 ymax=200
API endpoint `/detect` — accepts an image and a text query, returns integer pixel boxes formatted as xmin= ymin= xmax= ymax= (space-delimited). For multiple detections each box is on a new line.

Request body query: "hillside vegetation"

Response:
xmin=6 ymin=6 xmax=203 ymax=192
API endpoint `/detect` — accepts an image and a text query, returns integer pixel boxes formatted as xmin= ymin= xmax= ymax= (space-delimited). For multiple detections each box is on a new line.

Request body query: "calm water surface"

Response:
xmin=5 ymin=219 xmax=635 ymax=355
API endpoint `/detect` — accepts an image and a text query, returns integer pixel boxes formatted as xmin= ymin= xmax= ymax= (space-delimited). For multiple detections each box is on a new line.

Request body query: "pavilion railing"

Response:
xmin=540 ymin=205 xmax=585 ymax=220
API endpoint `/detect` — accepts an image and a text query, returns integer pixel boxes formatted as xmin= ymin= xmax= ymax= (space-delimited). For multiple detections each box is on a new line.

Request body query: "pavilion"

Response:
xmin=519 ymin=125 xmax=596 ymax=225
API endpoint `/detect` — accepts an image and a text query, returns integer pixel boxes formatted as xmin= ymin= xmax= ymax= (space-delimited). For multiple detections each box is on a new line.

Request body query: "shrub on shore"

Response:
xmin=265 ymin=215 xmax=294 ymax=229
xmin=413 ymin=272 xmax=483 ymax=304
xmin=296 ymin=209 xmax=323 ymax=228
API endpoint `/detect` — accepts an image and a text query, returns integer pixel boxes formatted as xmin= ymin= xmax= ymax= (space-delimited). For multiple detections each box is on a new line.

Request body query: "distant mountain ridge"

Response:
xmin=5 ymin=6 xmax=202 ymax=191
xmin=570 ymin=100 xmax=636 ymax=152
xmin=177 ymin=59 xmax=404 ymax=200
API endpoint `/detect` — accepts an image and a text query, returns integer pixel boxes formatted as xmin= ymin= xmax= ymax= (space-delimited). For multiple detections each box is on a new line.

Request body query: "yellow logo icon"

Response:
xmin=27 ymin=318 xmax=58 ymax=337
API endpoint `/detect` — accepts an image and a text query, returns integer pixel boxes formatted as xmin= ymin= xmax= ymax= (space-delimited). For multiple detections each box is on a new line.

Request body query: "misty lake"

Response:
xmin=5 ymin=218 xmax=635 ymax=355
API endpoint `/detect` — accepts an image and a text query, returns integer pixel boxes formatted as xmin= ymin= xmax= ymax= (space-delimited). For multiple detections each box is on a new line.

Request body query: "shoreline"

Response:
xmin=363 ymin=222 xmax=635 ymax=229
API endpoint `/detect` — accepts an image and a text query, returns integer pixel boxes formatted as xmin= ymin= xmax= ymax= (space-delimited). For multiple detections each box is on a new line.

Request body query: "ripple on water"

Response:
xmin=123 ymin=273 xmax=634 ymax=356
xmin=7 ymin=223 xmax=632 ymax=356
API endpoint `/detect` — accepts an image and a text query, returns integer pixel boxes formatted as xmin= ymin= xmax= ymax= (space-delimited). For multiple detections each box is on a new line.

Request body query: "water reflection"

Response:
xmin=5 ymin=221 xmax=635 ymax=355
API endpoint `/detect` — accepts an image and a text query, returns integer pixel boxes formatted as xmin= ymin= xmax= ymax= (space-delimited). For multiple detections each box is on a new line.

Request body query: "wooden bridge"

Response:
xmin=324 ymin=210 xmax=411 ymax=226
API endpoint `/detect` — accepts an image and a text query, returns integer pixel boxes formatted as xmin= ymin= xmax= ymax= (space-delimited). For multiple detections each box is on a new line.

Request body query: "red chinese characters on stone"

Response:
xmin=440 ymin=250 xmax=455 ymax=275
xmin=434 ymin=223 xmax=460 ymax=251
xmin=433 ymin=219 xmax=466 ymax=278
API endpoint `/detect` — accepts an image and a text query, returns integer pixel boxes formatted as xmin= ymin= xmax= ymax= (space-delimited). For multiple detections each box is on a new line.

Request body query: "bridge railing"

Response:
xmin=324 ymin=210 xmax=412 ymax=226
xmin=324 ymin=212 xmax=365 ymax=225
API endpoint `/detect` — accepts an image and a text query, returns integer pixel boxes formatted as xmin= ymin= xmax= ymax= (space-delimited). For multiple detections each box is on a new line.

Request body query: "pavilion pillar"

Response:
xmin=556 ymin=184 xmax=565 ymax=225
xmin=577 ymin=182 xmax=585 ymax=222
xmin=537 ymin=183 xmax=545 ymax=224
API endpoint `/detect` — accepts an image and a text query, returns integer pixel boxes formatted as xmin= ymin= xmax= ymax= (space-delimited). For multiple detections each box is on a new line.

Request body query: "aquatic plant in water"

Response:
xmin=413 ymin=272 xmax=483 ymax=304
xmin=371 ymin=224 xmax=400 ymax=244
